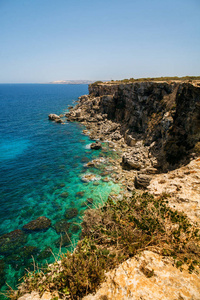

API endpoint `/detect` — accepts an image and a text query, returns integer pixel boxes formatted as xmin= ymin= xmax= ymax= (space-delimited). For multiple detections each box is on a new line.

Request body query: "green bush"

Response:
xmin=91 ymin=81 xmax=103 ymax=86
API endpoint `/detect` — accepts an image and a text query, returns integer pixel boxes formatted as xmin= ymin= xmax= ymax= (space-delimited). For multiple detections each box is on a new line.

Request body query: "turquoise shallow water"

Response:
xmin=0 ymin=84 xmax=121 ymax=296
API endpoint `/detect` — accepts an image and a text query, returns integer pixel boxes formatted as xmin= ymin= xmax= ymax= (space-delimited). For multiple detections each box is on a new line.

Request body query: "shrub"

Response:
xmin=91 ymin=81 xmax=103 ymax=86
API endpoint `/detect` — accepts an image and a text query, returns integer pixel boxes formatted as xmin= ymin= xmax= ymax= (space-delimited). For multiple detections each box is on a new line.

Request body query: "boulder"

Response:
xmin=90 ymin=141 xmax=102 ymax=150
xmin=135 ymin=174 xmax=152 ymax=189
xmin=81 ymin=156 xmax=90 ymax=163
xmin=48 ymin=114 xmax=61 ymax=121
xmin=122 ymin=154 xmax=141 ymax=170
xmin=125 ymin=133 xmax=137 ymax=147
xmin=22 ymin=216 xmax=51 ymax=232
xmin=102 ymin=177 xmax=110 ymax=182
xmin=55 ymin=118 xmax=64 ymax=123
xmin=0 ymin=229 xmax=27 ymax=255
xmin=111 ymin=132 xmax=122 ymax=141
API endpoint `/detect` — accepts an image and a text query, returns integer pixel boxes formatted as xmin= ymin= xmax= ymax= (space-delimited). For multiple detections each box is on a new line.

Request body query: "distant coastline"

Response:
xmin=49 ymin=80 xmax=96 ymax=84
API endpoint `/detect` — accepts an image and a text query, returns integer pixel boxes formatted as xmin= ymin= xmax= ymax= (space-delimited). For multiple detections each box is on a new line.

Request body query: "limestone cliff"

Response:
xmin=65 ymin=80 xmax=200 ymax=217
xmin=88 ymin=82 xmax=200 ymax=168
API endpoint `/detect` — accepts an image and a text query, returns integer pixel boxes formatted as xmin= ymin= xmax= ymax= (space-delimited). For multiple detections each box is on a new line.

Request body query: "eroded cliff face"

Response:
xmin=89 ymin=82 xmax=200 ymax=168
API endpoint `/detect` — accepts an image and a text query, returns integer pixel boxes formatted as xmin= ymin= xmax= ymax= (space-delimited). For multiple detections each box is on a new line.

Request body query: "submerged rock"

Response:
xmin=60 ymin=192 xmax=69 ymax=198
xmin=22 ymin=216 xmax=51 ymax=232
xmin=0 ymin=229 xmax=27 ymax=255
xmin=48 ymin=114 xmax=64 ymax=123
xmin=54 ymin=219 xmax=71 ymax=234
xmin=65 ymin=208 xmax=78 ymax=220
xmin=76 ymin=191 xmax=85 ymax=198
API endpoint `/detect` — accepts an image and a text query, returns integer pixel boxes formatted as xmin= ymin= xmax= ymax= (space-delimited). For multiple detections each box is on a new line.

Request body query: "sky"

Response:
xmin=0 ymin=0 xmax=199 ymax=83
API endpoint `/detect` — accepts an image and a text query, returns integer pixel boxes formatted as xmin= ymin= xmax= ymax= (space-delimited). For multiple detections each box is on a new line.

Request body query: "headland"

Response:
xmin=13 ymin=78 xmax=200 ymax=300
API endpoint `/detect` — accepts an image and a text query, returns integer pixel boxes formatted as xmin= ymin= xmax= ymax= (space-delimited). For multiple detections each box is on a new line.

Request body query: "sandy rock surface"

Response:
xmin=148 ymin=157 xmax=200 ymax=225
xmin=83 ymin=251 xmax=200 ymax=300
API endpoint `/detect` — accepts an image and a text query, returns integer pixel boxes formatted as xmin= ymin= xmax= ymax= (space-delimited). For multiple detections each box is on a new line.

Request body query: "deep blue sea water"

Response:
xmin=0 ymin=84 xmax=121 ymax=296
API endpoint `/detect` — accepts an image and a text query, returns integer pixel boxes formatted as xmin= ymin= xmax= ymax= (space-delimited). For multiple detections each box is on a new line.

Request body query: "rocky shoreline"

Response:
xmin=64 ymin=81 xmax=200 ymax=209
xmin=18 ymin=81 xmax=200 ymax=300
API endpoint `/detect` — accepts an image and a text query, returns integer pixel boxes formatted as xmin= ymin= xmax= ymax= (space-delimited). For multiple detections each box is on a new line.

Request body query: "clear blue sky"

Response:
xmin=0 ymin=0 xmax=199 ymax=83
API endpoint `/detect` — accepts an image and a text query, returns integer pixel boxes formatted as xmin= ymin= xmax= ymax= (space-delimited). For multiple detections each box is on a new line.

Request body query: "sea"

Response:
xmin=0 ymin=84 xmax=121 ymax=297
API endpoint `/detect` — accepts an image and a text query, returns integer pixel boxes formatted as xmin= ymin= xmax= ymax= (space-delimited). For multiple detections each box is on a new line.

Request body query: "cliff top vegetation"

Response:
xmin=91 ymin=76 xmax=200 ymax=86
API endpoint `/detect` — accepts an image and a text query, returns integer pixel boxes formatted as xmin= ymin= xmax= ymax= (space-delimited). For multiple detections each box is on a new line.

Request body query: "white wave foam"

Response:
xmin=85 ymin=144 xmax=92 ymax=149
